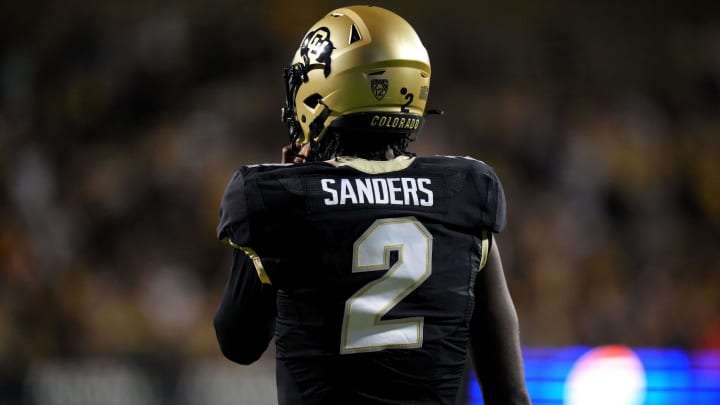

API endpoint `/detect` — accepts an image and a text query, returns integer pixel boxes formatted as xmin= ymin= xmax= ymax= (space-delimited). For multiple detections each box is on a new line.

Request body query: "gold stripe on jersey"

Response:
xmin=479 ymin=231 xmax=490 ymax=270
xmin=327 ymin=156 xmax=416 ymax=174
xmin=223 ymin=238 xmax=272 ymax=285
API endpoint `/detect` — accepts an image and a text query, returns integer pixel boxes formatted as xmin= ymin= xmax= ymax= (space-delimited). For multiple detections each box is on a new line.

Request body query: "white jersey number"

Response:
xmin=340 ymin=217 xmax=433 ymax=354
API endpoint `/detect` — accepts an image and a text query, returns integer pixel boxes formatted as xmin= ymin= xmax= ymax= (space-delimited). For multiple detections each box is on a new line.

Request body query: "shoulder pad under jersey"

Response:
xmin=217 ymin=170 xmax=250 ymax=245
xmin=435 ymin=155 xmax=507 ymax=233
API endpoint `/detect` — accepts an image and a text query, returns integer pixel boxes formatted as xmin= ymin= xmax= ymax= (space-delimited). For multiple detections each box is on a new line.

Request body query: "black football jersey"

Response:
xmin=217 ymin=155 xmax=506 ymax=405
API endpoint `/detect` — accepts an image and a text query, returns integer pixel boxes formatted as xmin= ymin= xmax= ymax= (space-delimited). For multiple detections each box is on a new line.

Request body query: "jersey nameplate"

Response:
xmin=320 ymin=177 xmax=433 ymax=207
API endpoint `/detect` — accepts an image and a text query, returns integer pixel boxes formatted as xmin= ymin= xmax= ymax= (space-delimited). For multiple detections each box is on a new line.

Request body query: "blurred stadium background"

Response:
xmin=1 ymin=0 xmax=719 ymax=404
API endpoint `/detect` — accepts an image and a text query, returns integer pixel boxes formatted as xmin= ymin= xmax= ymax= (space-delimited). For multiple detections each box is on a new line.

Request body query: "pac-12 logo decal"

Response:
xmin=300 ymin=27 xmax=334 ymax=77
xmin=371 ymin=79 xmax=389 ymax=101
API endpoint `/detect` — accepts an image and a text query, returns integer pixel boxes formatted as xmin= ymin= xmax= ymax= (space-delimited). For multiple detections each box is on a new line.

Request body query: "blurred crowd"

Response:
xmin=1 ymin=0 xmax=719 ymax=401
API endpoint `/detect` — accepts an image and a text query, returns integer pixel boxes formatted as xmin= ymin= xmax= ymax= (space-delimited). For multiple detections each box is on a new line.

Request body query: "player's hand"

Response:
xmin=281 ymin=144 xmax=294 ymax=163
xmin=281 ymin=143 xmax=311 ymax=164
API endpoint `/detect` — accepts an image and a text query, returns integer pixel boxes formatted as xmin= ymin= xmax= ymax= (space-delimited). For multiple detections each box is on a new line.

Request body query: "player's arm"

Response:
xmin=214 ymin=248 xmax=276 ymax=365
xmin=469 ymin=236 xmax=531 ymax=405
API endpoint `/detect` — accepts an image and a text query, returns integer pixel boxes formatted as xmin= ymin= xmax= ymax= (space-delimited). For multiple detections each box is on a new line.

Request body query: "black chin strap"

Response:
xmin=308 ymin=100 xmax=331 ymax=139
xmin=304 ymin=100 xmax=333 ymax=161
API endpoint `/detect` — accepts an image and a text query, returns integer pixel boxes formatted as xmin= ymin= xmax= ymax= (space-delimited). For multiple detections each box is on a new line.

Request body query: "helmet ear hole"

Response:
xmin=303 ymin=93 xmax=323 ymax=108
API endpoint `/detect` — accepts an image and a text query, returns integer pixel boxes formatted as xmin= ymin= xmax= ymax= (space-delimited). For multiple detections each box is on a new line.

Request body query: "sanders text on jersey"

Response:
xmin=321 ymin=177 xmax=433 ymax=207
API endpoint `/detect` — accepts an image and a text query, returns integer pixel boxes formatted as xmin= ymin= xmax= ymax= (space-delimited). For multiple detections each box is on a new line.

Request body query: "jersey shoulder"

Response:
xmin=240 ymin=161 xmax=338 ymax=182
xmin=217 ymin=162 xmax=332 ymax=245
xmin=416 ymin=155 xmax=507 ymax=233
xmin=217 ymin=169 xmax=249 ymax=245
xmin=417 ymin=155 xmax=498 ymax=175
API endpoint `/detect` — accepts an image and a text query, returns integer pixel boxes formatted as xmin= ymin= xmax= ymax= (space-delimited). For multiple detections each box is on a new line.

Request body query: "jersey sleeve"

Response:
xmin=466 ymin=158 xmax=507 ymax=233
xmin=486 ymin=167 xmax=507 ymax=233
xmin=217 ymin=169 xmax=250 ymax=246
xmin=214 ymin=248 xmax=276 ymax=365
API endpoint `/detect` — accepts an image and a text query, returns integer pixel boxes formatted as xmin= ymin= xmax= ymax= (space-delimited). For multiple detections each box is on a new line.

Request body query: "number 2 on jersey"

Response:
xmin=340 ymin=217 xmax=433 ymax=354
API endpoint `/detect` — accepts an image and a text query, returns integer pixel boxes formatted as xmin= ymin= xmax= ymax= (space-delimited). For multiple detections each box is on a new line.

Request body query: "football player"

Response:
xmin=214 ymin=5 xmax=531 ymax=405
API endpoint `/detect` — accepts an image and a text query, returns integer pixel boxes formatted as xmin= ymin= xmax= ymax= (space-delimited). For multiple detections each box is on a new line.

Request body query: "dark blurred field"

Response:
xmin=1 ymin=0 xmax=719 ymax=403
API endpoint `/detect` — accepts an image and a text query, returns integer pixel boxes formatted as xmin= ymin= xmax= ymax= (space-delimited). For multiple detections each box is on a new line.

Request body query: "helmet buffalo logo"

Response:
xmin=371 ymin=79 xmax=389 ymax=101
xmin=300 ymin=27 xmax=334 ymax=78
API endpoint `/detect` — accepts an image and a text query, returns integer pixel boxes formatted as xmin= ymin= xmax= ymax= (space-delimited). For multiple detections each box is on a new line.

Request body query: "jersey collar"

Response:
xmin=326 ymin=156 xmax=416 ymax=174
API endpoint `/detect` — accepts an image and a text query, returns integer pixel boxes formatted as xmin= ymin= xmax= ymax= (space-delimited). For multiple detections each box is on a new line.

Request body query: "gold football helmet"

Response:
xmin=281 ymin=5 xmax=432 ymax=160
